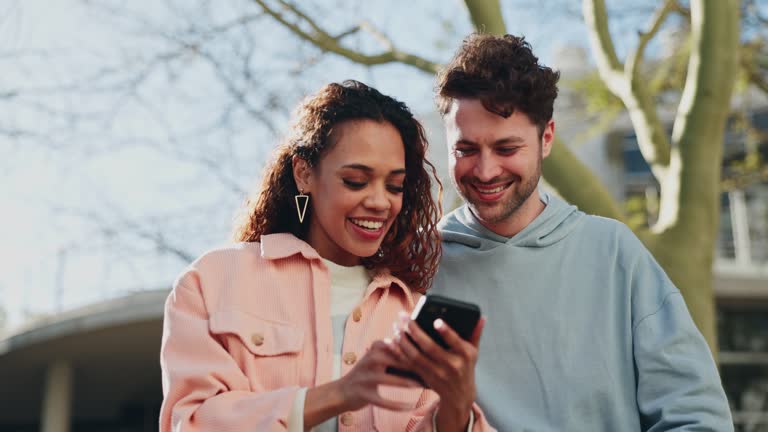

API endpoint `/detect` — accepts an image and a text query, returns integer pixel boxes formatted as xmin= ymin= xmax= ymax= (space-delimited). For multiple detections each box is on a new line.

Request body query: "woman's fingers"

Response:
xmin=405 ymin=319 xmax=456 ymax=364
xmin=433 ymin=318 xmax=467 ymax=349
xmin=392 ymin=315 xmax=484 ymax=394
xmin=373 ymin=371 xmax=423 ymax=389
xmin=387 ymin=312 xmax=482 ymax=416
xmin=469 ymin=316 xmax=486 ymax=346
xmin=395 ymin=327 xmax=445 ymax=387
xmin=369 ymin=339 xmax=411 ymax=371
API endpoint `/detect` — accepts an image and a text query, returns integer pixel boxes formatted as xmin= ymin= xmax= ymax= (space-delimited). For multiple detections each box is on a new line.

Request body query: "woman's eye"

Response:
xmin=343 ymin=179 xmax=366 ymax=189
xmin=388 ymin=185 xmax=404 ymax=194
xmin=455 ymin=148 xmax=475 ymax=157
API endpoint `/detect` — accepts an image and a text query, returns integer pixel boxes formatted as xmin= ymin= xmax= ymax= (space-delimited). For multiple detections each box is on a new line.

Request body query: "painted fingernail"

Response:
xmin=434 ymin=318 xmax=445 ymax=330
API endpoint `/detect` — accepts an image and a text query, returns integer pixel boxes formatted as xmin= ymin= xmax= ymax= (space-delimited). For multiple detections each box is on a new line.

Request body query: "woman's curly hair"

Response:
xmin=436 ymin=33 xmax=560 ymax=136
xmin=233 ymin=80 xmax=442 ymax=292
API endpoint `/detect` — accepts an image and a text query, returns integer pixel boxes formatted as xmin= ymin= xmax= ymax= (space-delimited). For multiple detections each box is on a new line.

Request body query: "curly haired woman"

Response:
xmin=159 ymin=80 xmax=494 ymax=432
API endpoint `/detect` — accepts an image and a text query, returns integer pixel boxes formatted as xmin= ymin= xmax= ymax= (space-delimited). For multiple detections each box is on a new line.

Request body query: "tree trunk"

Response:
xmin=652 ymin=0 xmax=740 ymax=354
xmin=647 ymin=227 xmax=718 ymax=355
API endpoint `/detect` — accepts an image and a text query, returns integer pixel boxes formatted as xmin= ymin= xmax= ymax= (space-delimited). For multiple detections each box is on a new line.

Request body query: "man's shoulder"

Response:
xmin=577 ymin=213 xmax=630 ymax=235
xmin=580 ymin=214 xmax=639 ymax=244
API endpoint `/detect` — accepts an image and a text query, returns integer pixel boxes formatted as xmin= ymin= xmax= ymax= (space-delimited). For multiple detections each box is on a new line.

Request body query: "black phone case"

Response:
xmin=412 ymin=294 xmax=481 ymax=349
xmin=386 ymin=294 xmax=481 ymax=385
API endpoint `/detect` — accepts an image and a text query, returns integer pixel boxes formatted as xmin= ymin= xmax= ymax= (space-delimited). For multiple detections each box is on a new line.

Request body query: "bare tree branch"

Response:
xmin=742 ymin=40 xmax=768 ymax=94
xmin=582 ymin=0 xmax=623 ymax=75
xmin=668 ymin=0 xmax=740 ymax=230
xmin=543 ymin=136 xmax=625 ymax=222
xmin=463 ymin=0 xmax=506 ymax=35
xmin=583 ymin=0 xmax=671 ymax=178
xmin=626 ymin=0 xmax=676 ymax=80
xmin=359 ymin=20 xmax=395 ymax=51
xmin=332 ymin=25 xmax=361 ymax=41
xmin=121 ymin=220 xmax=197 ymax=264
xmin=251 ymin=0 xmax=440 ymax=74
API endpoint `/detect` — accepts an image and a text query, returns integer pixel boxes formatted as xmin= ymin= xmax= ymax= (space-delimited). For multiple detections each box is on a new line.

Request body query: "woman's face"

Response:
xmin=297 ymin=119 xmax=406 ymax=266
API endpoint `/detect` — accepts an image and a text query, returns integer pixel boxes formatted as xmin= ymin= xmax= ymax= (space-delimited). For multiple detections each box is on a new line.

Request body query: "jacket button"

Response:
xmin=342 ymin=352 xmax=357 ymax=365
xmin=340 ymin=413 xmax=353 ymax=426
xmin=352 ymin=308 xmax=362 ymax=322
xmin=251 ymin=333 xmax=264 ymax=346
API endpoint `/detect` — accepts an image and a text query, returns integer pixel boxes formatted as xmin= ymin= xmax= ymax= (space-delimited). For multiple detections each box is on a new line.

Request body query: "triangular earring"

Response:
xmin=295 ymin=189 xmax=309 ymax=223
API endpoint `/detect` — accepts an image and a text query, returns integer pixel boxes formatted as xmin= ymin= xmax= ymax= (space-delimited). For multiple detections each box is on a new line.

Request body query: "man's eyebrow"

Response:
xmin=455 ymin=136 xmax=525 ymax=146
xmin=493 ymin=136 xmax=525 ymax=145
xmin=455 ymin=138 xmax=478 ymax=146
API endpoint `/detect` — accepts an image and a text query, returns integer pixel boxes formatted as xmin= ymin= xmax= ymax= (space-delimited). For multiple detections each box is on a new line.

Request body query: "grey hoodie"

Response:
xmin=431 ymin=190 xmax=733 ymax=431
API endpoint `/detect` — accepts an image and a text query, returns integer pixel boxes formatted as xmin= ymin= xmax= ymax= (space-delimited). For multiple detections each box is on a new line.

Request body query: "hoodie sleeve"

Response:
xmin=159 ymin=273 xmax=300 ymax=432
xmin=630 ymin=247 xmax=733 ymax=431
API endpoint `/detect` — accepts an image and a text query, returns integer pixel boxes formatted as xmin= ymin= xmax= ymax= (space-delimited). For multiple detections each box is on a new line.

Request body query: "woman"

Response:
xmin=159 ymin=80 xmax=493 ymax=431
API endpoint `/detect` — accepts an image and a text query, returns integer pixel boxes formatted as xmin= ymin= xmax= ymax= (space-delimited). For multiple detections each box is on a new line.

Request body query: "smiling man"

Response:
xmin=429 ymin=33 xmax=733 ymax=431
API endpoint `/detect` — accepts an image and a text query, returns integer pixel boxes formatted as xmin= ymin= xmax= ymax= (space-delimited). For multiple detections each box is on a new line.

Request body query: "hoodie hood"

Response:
xmin=439 ymin=189 xmax=584 ymax=250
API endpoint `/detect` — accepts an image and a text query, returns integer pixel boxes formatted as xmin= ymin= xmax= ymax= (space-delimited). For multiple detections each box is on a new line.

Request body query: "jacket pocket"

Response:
xmin=209 ymin=309 xmax=305 ymax=388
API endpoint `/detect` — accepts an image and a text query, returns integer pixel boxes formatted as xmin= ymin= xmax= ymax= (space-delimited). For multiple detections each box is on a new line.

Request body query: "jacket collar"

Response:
xmin=260 ymin=233 xmax=321 ymax=261
xmin=259 ymin=233 xmax=416 ymax=308
xmin=365 ymin=268 xmax=417 ymax=309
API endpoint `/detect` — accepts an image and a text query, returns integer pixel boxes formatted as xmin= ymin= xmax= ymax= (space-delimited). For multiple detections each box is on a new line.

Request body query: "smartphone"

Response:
xmin=410 ymin=294 xmax=481 ymax=349
xmin=386 ymin=294 xmax=481 ymax=384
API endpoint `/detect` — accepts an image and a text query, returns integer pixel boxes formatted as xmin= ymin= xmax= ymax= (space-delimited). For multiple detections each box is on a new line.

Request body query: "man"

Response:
xmin=430 ymin=33 xmax=733 ymax=431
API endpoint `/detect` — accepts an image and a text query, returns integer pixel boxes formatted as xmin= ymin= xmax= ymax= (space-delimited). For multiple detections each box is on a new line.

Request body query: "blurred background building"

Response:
xmin=0 ymin=291 xmax=165 ymax=431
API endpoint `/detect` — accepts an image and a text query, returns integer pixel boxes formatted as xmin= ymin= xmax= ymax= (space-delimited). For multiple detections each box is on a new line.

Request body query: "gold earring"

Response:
xmin=295 ymin=189 xmax=309 ymax=223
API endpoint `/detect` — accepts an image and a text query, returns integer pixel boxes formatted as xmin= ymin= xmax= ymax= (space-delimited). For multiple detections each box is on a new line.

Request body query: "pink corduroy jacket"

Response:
xmin=159 ymin=233 xmax=494 ymax=432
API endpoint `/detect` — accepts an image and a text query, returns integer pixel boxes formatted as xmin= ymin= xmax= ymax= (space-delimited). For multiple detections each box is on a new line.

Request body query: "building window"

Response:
xmin=718 ymin=301 xmax=768 ymax=430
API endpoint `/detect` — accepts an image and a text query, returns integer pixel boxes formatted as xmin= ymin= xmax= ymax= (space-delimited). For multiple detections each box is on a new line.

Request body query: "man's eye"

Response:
xmin=343 ymin=179 xmax=366 ymax=189
xmin=498 ymin=147 xmax=519 ymax=155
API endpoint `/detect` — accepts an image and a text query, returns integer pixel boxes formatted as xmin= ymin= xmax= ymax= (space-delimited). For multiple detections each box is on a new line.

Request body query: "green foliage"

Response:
xmin=647 ymin=35 xmax=690 ymax=96
xmin=723 ymin=151 xmax=768 ymax=191
xmin=623 ymin=191 xmax=659 ymax=231
xmin=564 ymin=72 xmax=622 ymax=114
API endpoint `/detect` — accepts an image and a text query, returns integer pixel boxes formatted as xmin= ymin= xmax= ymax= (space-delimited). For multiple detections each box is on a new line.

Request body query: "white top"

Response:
xmin=289 ymin=258 xmax=369 ymax=432
xmin=287 ymin=259 xmax=474 ymax=431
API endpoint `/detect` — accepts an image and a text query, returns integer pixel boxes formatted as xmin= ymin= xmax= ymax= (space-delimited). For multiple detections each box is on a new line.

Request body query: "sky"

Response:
xmin=0 ymin=0 xmax=607 ymax=330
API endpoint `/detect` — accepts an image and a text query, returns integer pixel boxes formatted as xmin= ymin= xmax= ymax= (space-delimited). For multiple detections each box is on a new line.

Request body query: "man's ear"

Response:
xmin=292 ymin=155 xmax=312 ymax=193
xmin=541 ymin=119 xmax=555 ymax=158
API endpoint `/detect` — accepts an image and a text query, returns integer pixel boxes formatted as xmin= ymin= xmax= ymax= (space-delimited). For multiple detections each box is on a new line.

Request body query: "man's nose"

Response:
xmin=473 ymin=153 xmax=502 ymax=182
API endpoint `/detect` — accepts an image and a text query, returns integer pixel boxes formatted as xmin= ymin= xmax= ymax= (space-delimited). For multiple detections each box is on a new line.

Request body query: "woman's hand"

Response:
xmin=393 ymin=312 xmax=486 ymax=432
xmin=337 ymin=339 xmax=422 ymax=412
xmin=304 ymin=339 xmax=420 ymax=428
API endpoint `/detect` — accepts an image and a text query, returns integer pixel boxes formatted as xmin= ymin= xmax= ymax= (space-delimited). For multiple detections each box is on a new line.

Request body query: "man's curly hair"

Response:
xmin=232 ymin=80 xmax=442 ymax=292
xmin=436 ymin=33 xmax=560 ymax=135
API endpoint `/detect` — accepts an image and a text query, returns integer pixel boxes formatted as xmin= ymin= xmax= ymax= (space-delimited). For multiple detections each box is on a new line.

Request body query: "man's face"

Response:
xmin=445 ymin=98 xmax=554 ymax=233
